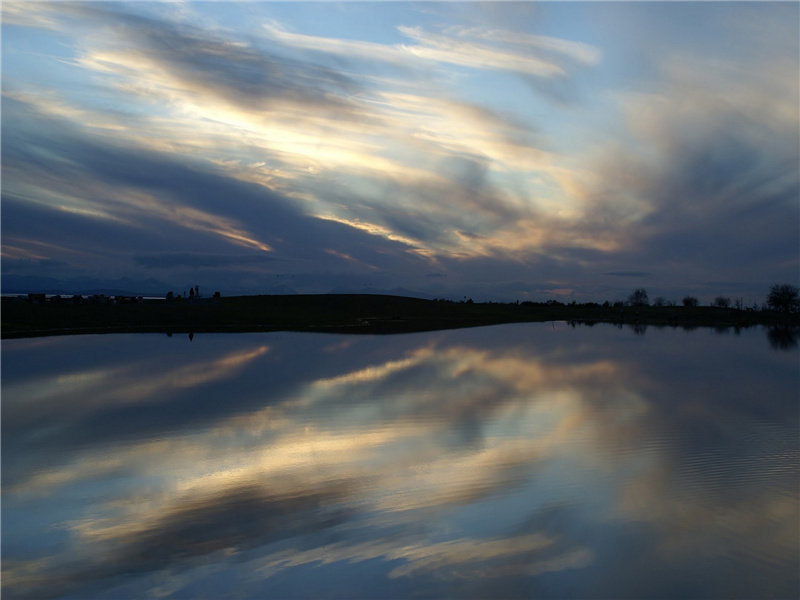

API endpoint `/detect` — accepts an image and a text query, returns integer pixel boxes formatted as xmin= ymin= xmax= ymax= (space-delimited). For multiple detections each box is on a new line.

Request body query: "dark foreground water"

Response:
xmin=2 ymin=323 xmax=798 ymax=599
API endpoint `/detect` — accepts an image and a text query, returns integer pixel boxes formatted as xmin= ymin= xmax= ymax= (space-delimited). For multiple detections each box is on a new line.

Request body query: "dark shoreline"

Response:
xmin=2 ymin=293 xmax=798 ymax=339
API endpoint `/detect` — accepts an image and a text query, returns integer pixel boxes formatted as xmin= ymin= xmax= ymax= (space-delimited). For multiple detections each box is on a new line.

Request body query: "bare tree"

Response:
xmin=682 ymin=295 xmax=699 ymax=307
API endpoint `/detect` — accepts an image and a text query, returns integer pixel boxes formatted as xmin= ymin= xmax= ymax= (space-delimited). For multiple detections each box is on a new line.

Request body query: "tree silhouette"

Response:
xmin=766 ymin=283 xmax=800 ymax=313
xmin=713 ymin=296 xmax=731 ymax=308
xmin=682 ymin=295 xmax=699 ymax=307
xmin=628 ymin=288 xmax=649 ymax=306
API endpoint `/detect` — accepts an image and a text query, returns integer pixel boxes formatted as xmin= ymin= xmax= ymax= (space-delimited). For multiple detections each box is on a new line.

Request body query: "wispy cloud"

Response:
xmin=447 ymin=26 xmax=602 ymax=66
xmin=399 ymin=25 xmax=566 ymax=78
xmin=263 ymin=20 xmax=600 ymax=78
xmin=2 ymin=2 xmax=797 ymax=299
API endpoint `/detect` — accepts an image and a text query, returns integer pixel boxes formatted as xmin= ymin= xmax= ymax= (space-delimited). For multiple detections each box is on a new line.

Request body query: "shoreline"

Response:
xmin=3 ymin=293 xmax=798 ymax=339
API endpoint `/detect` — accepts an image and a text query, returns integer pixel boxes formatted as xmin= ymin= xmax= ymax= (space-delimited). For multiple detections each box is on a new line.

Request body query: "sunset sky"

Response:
xmin=2 ymin=1 xmax=798 ymax=302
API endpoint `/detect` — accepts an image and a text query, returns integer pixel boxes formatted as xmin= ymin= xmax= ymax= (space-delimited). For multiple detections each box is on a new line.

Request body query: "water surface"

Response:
xmin=2 ymin=323 xmax=798 ymax=599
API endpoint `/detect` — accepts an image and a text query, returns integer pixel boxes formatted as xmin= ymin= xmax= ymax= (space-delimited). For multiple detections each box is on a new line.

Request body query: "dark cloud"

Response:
xmin=2 ymin=258 xmax=70 ymax=274
xmin=324 ymin=155 xmax=529 ymax=254
xmin=1 ymin=96 xmax=435 ymax=293
xmin=134 ymin=253 xmax=278 ymax=269
xmin=571 ymin=61 xmax=800 ymax=302
xmin=74 ymin=5 xmax=369 ymax=121
xmin=521 ymin=71 xmax=588 ymax=106
xmin=633 ymin=126 xmax=798 ymax=287
xmin=604 ymin=271 xmax=649 ymax=278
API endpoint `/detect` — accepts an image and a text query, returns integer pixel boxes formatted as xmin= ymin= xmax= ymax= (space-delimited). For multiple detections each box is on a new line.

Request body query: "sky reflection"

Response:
xmin=2 ymin=324 xmax=798 ymax=599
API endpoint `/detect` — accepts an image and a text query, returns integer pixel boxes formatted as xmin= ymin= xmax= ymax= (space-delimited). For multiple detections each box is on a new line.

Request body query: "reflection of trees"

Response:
xmin=767 ymin=326 xmax=799 ymax=351
xmin=631 ymin=323 xmax=648 ymax=336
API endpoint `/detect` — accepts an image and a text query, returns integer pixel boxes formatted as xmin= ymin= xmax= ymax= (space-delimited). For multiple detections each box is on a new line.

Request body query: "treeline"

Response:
xmin=434 ymin=283 xmax=800 ymax=313
xmin=623 ymin=284 xmax=800 ymax=312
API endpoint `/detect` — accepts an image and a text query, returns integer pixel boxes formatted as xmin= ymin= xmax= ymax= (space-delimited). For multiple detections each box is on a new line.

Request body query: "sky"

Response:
xmin=2 ymin=1 xmax=798 ymax=303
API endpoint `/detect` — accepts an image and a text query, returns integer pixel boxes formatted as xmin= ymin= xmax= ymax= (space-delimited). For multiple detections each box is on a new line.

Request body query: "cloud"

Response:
xmin=4 ymin=3 xmax=586 ymax=279
xmin=3 ymin=92 xmax=443 ymax=292
xmin=133 ymin=253 xmax=278 ymax=269
xmin=605 ymin=271 xmax=649 ymax=278
xmin=3 ymin=2 xmax=797 ymax=302
xmin=544 ymin=31 xmax=799 ymax=299
xmin=0 ymin=2 xmax=63 ymax=30
xmin=263 ymin=21 xmax=601 ymax=78
xmin=448 ymin=26 xmax=601 ymax=66
xmin=398 ymin=26 xmax=565 ymax=78
xmin=263 ymin=22 xmax=415 ymax=69
xmin=5 ymin=64 xmax=559 ymax=279
xmin=50 ymin=5 xmax=364 ymax=121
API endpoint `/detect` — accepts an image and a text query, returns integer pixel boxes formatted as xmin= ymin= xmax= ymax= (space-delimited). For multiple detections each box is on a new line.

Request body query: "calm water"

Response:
xmin=2 ymin=323 xmax=798 ymax=599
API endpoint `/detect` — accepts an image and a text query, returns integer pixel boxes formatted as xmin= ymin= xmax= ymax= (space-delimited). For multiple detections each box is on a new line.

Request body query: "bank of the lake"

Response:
xmin=2 ymin=294 xmax=798 ymax=339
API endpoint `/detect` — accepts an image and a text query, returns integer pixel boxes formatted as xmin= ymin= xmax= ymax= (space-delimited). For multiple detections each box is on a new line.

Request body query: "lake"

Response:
xmin=2 ymin=322 xmax=798 ymax=599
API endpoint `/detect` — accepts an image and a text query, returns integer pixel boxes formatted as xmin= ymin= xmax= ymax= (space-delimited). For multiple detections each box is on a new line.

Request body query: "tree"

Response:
xmin=766 ymin=283 xmax=800 ymax=313
xmin=713 ymin=296 xmax=731 ymax=308
xmin=653 ymin=296 xmax=666 ymax=307
xmin=682 ymin=295 xmax=699 ymax=307
xmin=628 ymin=288 xmax=649 ymax=306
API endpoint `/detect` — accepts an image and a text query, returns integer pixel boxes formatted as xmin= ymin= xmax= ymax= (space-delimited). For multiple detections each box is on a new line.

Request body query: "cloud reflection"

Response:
xmin=2 ymin=325 xmax=798 ymax=599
